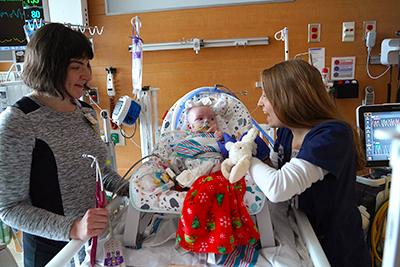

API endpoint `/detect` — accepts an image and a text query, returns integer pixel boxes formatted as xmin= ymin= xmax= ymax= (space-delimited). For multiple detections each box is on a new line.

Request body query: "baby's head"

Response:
xmin=187 ymin=105 xmax=217 ymax=133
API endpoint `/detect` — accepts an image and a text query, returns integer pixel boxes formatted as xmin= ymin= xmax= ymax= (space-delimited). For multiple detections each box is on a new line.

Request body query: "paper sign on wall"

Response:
xmin=308 ymin=47 xmax=325 ymax=74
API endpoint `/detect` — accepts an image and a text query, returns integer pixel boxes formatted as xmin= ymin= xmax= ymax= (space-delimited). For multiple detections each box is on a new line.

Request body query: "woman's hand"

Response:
xmin=69 ymin=208 xmax=109 ymax=240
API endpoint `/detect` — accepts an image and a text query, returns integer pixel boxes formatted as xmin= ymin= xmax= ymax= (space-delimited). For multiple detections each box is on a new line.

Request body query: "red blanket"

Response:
xmin=176 ymin=171 xmax=260 ymax=254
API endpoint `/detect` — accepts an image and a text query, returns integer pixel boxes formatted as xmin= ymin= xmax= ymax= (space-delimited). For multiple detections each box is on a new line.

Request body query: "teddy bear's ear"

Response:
xmin=244 ymin=128 xmax=257 ymax=141
xmin=225 ymin=142 xmax=234 ymax=151
xmin=250 ymin=128 xmax=258 ymax=140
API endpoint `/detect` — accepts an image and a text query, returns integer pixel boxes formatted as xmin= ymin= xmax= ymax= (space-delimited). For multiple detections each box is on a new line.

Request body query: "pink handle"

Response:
xmin=95 ymin=181 xmax=105 ymax=208
xmin=90 ymin=236 xmax=98 ymax=267
xmin=91 ymin=180 xmax=105 ymax=266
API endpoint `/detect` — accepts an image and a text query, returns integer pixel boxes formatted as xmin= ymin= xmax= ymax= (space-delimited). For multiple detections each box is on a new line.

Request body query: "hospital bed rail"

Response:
xmin=46 ymin=197 xmax=330 ymax=267
xmin=45 ymin=195 xmax=127 ymax=267
xmin=293 ymin=208 xmax=331 ymax=267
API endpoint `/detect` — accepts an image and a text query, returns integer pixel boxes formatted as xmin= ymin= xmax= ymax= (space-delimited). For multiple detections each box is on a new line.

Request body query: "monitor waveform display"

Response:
xmin=0 ymin=7 xmax=24 ymax=19
xmin=372 ymin=118 xmax=400 ymax=128
xmin=0 ymin=37 xmax=26 ymax=44
xmin=366 ymin=114 xmax=400 ymax=160
xmin=0 ymin=1 xmax=27 ymax=49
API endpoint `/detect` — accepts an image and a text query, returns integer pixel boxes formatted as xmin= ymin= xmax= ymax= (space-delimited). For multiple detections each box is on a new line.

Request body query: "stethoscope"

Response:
xmin=83 ymin=154 xmax=106 ymax=267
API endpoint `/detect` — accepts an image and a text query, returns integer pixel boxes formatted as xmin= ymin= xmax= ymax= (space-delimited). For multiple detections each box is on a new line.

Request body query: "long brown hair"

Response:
xmin=261 ymin=59 xmax=366 ymax=170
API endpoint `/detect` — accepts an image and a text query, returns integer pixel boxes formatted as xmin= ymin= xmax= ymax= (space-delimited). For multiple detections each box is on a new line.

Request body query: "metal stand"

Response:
xmin=382 ymin=132 xmax=400 ymax=266
xmin=100 ymin=109 xmax=117 ymax=171
xmin=138 ymin=87 xmax=160 ymax=157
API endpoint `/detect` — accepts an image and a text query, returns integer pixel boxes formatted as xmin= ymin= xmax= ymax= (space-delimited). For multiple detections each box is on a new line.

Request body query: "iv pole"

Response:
xmin=275 ymin=27 xmax=289 ymax=61
xmin=100 ymin=109 xmax=117 ymax=171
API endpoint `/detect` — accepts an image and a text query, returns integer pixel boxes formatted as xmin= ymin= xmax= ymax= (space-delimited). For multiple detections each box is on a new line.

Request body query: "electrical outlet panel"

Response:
xmin=308 ymin=23 xmax=321 ymax=43
xmin=363 ymin=21 xmax=376 ymax=41
xmin=342 ymin=22 xmax=355 ymax=42
xmin=110 ymin=130 xmax=125 ymax=146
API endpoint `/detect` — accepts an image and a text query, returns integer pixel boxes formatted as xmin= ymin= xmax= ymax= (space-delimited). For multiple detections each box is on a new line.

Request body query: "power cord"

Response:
xmin=365 ymin=31 xmax=391 ymax=80
xmin=366 ymin=49 xmax=391 ymax=80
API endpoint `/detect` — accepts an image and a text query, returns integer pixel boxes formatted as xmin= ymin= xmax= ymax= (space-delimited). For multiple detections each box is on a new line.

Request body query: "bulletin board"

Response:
xmin=105 ymin=0 xmax=294 ymax=16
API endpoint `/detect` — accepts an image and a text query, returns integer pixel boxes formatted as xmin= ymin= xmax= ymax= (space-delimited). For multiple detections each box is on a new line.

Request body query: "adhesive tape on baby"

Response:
xmin=112 ymin=96 xmax=141 ymax=126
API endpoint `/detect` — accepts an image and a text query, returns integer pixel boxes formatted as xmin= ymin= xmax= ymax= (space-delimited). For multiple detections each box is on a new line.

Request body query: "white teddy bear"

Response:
xmin=221 ymin=128 xmax=258 ymax=183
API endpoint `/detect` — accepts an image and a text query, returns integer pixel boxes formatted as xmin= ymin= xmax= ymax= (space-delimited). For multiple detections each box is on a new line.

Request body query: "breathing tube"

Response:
xmin=172 ymin=85 xmax=275 ymax=146
xmin=189 ymin=121 xmax=217 ymax=133
xmin=173 ymin=85 xmax=231 ymax=131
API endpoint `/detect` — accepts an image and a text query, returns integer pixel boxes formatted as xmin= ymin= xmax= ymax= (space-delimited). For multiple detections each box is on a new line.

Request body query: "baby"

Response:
xmin=176 ymin=105 xmax=260 ymax=254
xmin=174 ymin=105 xmax=225 ymax=187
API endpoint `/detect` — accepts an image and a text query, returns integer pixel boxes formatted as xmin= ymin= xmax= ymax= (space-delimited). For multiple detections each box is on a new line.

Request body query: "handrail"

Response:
xmin=292 ymin=208 xmax=331 ymax=267
xmin=45 ymin=196 xmax=126 ymax=267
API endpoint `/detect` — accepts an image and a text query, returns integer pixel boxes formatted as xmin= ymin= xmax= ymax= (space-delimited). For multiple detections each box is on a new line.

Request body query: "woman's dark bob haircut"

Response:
xmin=22 ymin=23 xmax=94 ymax=99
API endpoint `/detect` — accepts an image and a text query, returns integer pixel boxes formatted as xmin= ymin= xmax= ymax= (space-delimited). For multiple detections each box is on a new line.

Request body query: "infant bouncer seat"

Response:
xmin=124 ymin=86 xmax=275 ymax=254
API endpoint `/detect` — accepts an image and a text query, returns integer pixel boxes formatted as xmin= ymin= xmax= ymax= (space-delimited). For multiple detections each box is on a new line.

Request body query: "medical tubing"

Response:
xmin=152 ymin=152 xmax=182 ymax=177
xmin=171 ymin=86 xmax=275 ymax=146
xmin=108 ymin=152 xmax=181 ymax=201
xmin=108 ymin=154 xmax=162 ymax=200
xmin=5 ymin=63 xmax=16 ymax=81
xmin=369 ymin=199 xmax=389 ymax=265
xmin=173 ymin=87 xmax=219 ymax=130
xmin=214 ymin=84 xmax=237 ymax=96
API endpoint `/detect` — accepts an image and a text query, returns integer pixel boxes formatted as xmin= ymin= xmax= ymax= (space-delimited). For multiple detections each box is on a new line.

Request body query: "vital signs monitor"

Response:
xmin=357 ymin=104 xmax=400 ymax=168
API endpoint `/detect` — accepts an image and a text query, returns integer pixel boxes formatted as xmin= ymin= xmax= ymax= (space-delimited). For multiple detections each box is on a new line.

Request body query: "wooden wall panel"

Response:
xmin=1 ymin=0 xmax=398 ymax=175
xmin=84 ymin=0 xmax=400 ymax=175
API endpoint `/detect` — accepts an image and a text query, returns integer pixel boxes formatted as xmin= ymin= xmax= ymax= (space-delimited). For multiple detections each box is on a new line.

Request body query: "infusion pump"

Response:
xmin=111 ymin=96 xmax=141 ymax=127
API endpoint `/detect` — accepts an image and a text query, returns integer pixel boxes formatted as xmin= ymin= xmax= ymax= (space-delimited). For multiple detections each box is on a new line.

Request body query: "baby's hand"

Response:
xmin=216 ymin=132 xmax=237 ymax=158
xmin=214 ymin=130 xmax=224 ymax=142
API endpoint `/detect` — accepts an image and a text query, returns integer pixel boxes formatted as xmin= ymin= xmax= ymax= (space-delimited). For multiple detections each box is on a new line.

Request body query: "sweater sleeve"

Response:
xmin=0 ymin=107 xmax=75 ymax=241
xmin=103 ymin=164 xmax=129 ymax=197
xmin=249 ymin=157 xmax=326 ymax=202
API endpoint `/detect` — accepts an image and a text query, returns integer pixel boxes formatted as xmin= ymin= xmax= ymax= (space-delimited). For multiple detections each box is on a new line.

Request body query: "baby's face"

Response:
xmin=187 ymin=106 xmax=217 ymax=133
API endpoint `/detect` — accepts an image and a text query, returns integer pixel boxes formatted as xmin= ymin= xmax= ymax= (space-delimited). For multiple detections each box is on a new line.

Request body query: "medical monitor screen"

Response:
xmin=0 ymin=0 xmax=27 ymax=51
xmin=357 ymin=104 xmax=400 ymax=168
xmin=113 ymin=100 xmax=123 ymax=116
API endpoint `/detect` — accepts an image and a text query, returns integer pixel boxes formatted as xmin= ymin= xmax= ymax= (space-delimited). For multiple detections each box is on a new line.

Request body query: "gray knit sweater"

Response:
xmin=0 ymin=95 xmax=127 ymax=241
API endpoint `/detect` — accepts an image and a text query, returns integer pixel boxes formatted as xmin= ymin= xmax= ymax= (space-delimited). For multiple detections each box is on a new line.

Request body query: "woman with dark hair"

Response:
xmin=0 ymin=23 xmax=128 ymax=266
xmin=249 ymin=59 xmax=371 ymax=267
